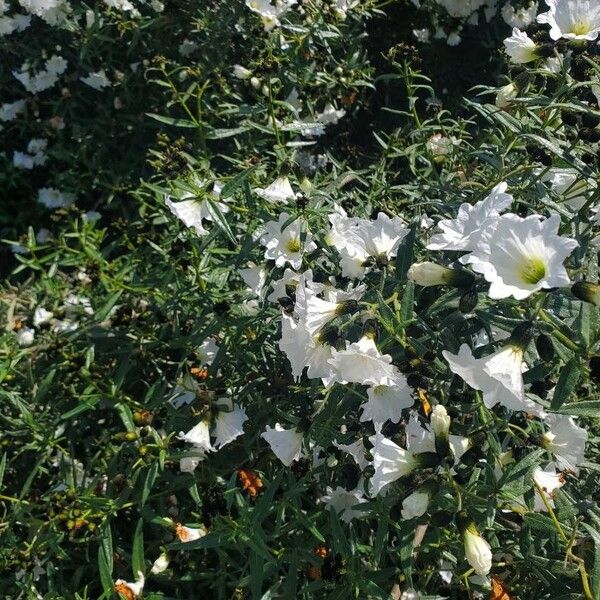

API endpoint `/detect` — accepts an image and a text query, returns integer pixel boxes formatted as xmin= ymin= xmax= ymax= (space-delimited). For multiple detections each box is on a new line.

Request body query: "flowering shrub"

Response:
xmin=2 ymin=1 xmax=600 ymax=599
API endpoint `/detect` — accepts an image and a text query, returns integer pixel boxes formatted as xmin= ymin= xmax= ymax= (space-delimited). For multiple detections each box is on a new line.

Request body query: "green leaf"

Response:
xmin=328 ymin=505 xmax=352 ymax=557
xmin=205 ymin=197 xmax=237 ymax=246
xmin=146 ymin=113 xmax=198 ymax=128
xmin=552 ymin=401 xmax=600 ymax=417
xmin=395 ymin=222 xmax=417 ymax=280
xmin=98 ymin=525 xmax=113 ymax=597
xmin=524 ymin=512 xmax=567 ymax=535
xmin=141 ymin=462 xmax=159 ymax=506
xmin=498 ymin=448 xmax=545 ymax=496
xmin=398 ymin=521 xmax=414 ymax=586
xmin=582 ymin=523 xmax=600 ymax=599
xmin=400 ymin=281 xmax=415 ymax=324
xmin=0 ymin=453 xmax=6 ymax=490
xmin=220 ymin=166 xmax=258 ymax=199
xmin=132 ymin=519 xmax=145 ymax=576
xmin=96 ymin=291 xmax=124 ymax=322
xmin=115 ymin=402 xmax=136 ymax=432
xmin=550 ymin=359 xmax=581 ymax=410
xmin=205 ymin=126 xmax=250 ymax=139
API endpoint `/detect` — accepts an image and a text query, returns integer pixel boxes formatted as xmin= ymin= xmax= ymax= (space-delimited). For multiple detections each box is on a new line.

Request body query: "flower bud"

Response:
xmin=496 ymin=82 xmax=518 ymax=109
xmin=462 ymin=523 xmax=492 ymax=575
xmin=572 ymin=281 xmax=600 ymax=307
xmin=431 ymin=404 xmax=451 ymax=457
xmin=232 ymin=64 xmax=252 ymax=80
xmin=151 ymin=552 xmax=170 ymax=574
xmin=535 ymin=334 xmax=555 ymax=362
xmin=407 ymin=262 xmax=474 ymax=288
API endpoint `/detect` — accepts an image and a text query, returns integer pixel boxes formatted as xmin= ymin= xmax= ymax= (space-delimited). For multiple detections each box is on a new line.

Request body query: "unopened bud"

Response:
xmin=408 ymin=262 xmax=474 ymax=288
xmin=572 ymin=281 xmax=600 ymax=306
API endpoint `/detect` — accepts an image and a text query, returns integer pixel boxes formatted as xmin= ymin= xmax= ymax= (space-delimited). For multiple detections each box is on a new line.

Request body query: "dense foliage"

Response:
xmin=1 ymin=1 xmax=600 ymax=599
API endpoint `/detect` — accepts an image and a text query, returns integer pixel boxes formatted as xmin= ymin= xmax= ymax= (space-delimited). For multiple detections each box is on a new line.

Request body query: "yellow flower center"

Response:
xmin=519 ymin=257 xmax=546 ymax=285
xmin=286 ymin=237 xmax=301 ymax=253
xmin=569 ymin=20 xmax=591 ymax=36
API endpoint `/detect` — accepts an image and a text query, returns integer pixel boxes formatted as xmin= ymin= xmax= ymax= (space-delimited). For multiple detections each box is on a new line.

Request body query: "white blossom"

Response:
xmin=537 ymin=0 xmax=600 ymax=41
xmin=465 ymin=213 xmax=578 ymax=300
xmin=261 ymin=423 xmax=303 ymax=466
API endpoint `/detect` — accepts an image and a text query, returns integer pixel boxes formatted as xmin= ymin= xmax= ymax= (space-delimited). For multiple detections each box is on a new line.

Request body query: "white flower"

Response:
xmin=179 ymin=38 xmax=197 ymax=57
xmin=179 ymin=420 xmax=213 ymax=455
xmin=254 ymin=175 xmax=297 ymax=204
xmin=261 ymin=423 xmax=303 ymax=466
xmin=13 ymin=55 xmax=67 ymax=93
xmin=413 ymin=27 xmax=431 ymax=43
xmin=197 ymin=338 xmax=218 ymax=365
xmin=426 ymin=133 xmax=460 ymax=156
xmin=443 ymin=343 xmax=545 ymax=417
xmin=64 ymin=294 xmax=93 ymax=317
xmin=334 ymin=438 xmax=369 ymax=470
xmin=0 ymin=14 xmax=31 ymax=35
xmin=320 ymin=486 xmax=368 ymax=522
xmin=0 ymin=100 xmax=26 ymax=122
xmin=170 ymin=373 xmax=200 ymax=408
xmin=502 ymin=1 xmax=538 ymax=28
xmin=13 ymin=151 xmax=34 ymax=169
xmin=328 ymin=209 xmax=409 ymax=279
xmin=405 ymin=412 xmax=469 ymax=460
xmin=16 ymin=327 xmax=35 ymax=346
xmin=104 ymin=0 xmax=139 ymax=14
xmin=267 ymin=267 xmax=300 ymax=302
xmin=316 ymin=103 xmax=346 ymax=126
xmin=542 ymin=414 xmax=587 ymax=474
xmin=427 ymin=182 xmax=512 ymax=256
xmin=259 ymin=212 xmax=316 ymax=269
xmin=232 ymin=64 xmax=252 ymax=79
xmin=38 ymin=188 xmax=75 ymax=209
xmin=180 ymin=454 xmax=203 ymax=473
xmin=537 ymin=0 xmax=600 ymax=40
xmin=401 ymin=491 xmax=429 ymax=520
xmin=504 ymin=28 xmax=539 ymax=64
xmin=240 ymin=263 xmax=267 ymax=299
xmin=52 ymin=319 xmax=78 ymax=333
xmin=114 ymin=572 xmax=145 ymax=599
xmin=279 ymin=314 xmax=336 ymax=385
xmin=465 ymin=214 xmax=578 ymax=300
xmin=329 ymin=336 xmax=401 ymax=388
xmin=294 ymin=276 xmax=361 ymax=337
xmin=166 ymin=183 xmax=228 ymax=237
xmin=33 ymin=307 xmax=53 ymax=327
xmin=360 ymin=376 xmax=414 ymax=425
xmin=463 ymin=527 xmax=492 ymax=575
xmin=150 ymin=553 xmax=169 ymax=574
xmin=80 ymin=70 xmax=111 ymax=90
xmin=213 ymin=398 xmax=247 ymax=449
xmin=436 ymin=0 xmax=485 ymax=18
xmin=369 ymin=429 xmax=418 ymax=496
xmin=496 ymin=82 xmax=519 ymax=109
xmin=245 ymin=0 xmax=296 ymax=31
xmin=533 ymin=464 xmax=565 ymax=511
xmin=406 ymin=413 xmax=435 ymax=454
xmin=174 ymin=523 xmax=207 ymax=542
xmin=333 ymin=0 xmax=359 ymax=18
